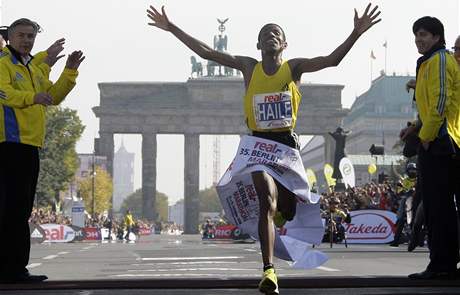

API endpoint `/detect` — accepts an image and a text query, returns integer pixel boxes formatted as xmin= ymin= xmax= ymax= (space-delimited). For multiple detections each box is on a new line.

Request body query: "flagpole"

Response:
xmin=370 ymin=58 xmax=373 ymax=84
xmin=384 ymin=41 xmax=387 ymax=75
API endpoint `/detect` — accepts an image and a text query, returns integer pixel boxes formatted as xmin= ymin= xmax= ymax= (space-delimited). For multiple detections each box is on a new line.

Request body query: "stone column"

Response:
xmin=184 ymin=133 xmax=200 ymax=234
xmin=96 ymin=132 xmax=114 ymax=217
xmin=323 ymin=133 xmax=335 ymax=166
xmin=98 ymin=132 xmax=114 ymax=176
xmin=142 ymin=133 xmax=157 ymax=221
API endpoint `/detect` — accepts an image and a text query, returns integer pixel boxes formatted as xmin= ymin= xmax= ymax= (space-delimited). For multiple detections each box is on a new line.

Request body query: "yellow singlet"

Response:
xmin=244 ymin=61 xmax=301 ymax=132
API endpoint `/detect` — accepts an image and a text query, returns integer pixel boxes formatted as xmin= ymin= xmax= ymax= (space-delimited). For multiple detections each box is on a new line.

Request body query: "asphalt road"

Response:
xmin=1 ymin=234 xmax=459 ymax=294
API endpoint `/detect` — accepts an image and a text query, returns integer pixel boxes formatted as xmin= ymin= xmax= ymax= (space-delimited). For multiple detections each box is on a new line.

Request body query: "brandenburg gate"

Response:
xmin=93 ymin=77 xmax=347 ymax=233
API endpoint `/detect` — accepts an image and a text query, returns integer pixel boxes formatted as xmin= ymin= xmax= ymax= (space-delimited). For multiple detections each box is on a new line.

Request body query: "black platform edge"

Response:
xmin=1 ymin=276 xmax=460 ymax=291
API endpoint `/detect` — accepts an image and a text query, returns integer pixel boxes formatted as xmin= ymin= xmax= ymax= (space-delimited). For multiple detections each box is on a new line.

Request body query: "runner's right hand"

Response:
xmin=147 ymin=5 xmax=171 ymax=31
xmin=33 ymin=93 xmax=53 ymax=106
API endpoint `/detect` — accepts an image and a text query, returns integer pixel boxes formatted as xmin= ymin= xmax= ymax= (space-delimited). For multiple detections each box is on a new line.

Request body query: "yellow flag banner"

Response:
xmin=306 ymin=168 xmax=317 ymax=186
xmin=323 ymin=163 xmax=336 ymax=187
xmin=368 ymin=163 xmax=377 ymax=174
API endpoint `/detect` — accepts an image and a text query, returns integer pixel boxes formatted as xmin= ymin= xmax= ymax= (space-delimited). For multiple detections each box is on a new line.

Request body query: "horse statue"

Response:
xmin=190 ymin=56 xmax=203 ymax=78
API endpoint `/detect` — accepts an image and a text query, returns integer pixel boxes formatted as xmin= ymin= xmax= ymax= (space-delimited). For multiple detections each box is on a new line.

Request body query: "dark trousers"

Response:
xmin=0 ymin=142 xmax=39 ymax=275
xmin=418 ymin=145 xmax=459 ymax=272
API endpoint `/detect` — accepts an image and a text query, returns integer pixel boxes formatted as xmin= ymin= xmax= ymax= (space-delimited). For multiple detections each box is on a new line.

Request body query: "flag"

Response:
xmin=370 ymin=50 xmax=376 ymax=59
xmin=323 ymin=163 xmax=336 ymax=187
xmin=383 ymin=41 xmax=387 ymax=48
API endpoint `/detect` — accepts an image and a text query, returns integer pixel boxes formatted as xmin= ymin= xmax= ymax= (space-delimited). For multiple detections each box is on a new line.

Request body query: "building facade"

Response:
xmin=113 ymin=141 xmax=135 ymax=211
xmin=302 ymin=73 xmax=414 ymax=189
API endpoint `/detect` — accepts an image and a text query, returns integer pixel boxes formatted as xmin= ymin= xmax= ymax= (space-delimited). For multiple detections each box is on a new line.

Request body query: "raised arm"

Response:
xmin=289 ymin=3 xmax=381 ymax=80
xmin=147 ymin=5 xmax=255 ymax=73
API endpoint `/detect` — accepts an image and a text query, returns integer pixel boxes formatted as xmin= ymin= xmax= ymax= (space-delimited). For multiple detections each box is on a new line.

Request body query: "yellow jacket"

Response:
xmin=415 ymin=49 xmax=460 ymax=147
xmin=0 ymin=46 xmax=78 ymax=147
xmin=124 ymin=213 xmax=134 ymax=227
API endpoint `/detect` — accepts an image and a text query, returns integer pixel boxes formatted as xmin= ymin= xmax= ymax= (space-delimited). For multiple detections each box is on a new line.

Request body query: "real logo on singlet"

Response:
xmin=253 ymin=91 xmax=293 ymax=130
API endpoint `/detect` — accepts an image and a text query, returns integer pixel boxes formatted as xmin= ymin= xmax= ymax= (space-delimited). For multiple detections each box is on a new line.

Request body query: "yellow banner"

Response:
xmin=306 ymin=168 xmax=317 ymax=186
xmin=323 ymin=163 xmax=336 ymax=187
xmin=368 ymin=163 xmax=377 ymax=174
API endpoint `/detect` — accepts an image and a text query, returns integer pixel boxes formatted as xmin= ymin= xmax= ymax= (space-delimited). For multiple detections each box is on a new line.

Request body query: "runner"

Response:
xmin=147 ymin=4 xmax=380 ymax=294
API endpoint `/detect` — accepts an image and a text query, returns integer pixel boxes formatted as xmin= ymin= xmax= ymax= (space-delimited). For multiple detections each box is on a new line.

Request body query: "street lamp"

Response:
xmin=91 ymin=151 xmax=96 ymax=216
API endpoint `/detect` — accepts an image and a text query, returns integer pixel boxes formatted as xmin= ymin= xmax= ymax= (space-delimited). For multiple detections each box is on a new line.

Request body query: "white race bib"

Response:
xmin=253 ymin=91 xmax=293 ymax=130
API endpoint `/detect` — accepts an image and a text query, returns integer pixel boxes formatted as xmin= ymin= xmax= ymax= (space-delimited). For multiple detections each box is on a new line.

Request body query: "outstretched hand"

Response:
xmin=147 ymin=5 xmax=171 ymax=31
xmin=65 ymin=51 xmax=85 ymax=70
xmin=354 ymin=3 xmax=381 ymax=36
xmin=45 ymin=38 xmax=65 ymax=67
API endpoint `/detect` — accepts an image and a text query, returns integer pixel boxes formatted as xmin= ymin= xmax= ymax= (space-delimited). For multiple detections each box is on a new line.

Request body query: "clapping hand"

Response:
xmin=44 ymin=38 xmax=65 ymax=67
xmin=65 ymin=50 xmax=85 ymax=70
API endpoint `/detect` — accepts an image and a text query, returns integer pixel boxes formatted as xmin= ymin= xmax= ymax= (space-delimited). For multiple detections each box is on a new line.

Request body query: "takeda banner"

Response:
xmin=345 ymin=210 xmax=397 ymax=243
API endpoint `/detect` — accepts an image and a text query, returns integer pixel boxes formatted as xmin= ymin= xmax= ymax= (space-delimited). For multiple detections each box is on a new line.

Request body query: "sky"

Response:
xmin=2 ymin=0 xmax=459 ymax=205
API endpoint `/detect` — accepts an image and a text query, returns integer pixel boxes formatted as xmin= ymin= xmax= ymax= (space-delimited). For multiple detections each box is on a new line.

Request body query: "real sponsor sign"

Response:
xmin=29 ymin=223 xmax=46 ymax=244
xmin=253 ymin=91 xmax=293 ymax=130
xmin=345 ymin=210 xmax=397 ymax=243
xmin=40 ymin=224 xmax=76 ymax=243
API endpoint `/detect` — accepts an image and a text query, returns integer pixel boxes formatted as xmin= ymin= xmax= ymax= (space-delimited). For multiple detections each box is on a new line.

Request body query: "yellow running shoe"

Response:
xmin=258 ymin=268 xmax=279 ymax=294
xmin=273 ymin=211 xmax=286 ymax=228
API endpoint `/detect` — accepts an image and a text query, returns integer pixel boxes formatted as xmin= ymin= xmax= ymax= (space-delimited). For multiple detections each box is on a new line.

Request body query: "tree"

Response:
xmin=120 ymin=189 xmax=169 ymax=221
xmin=199 ymin=186 xmax=222 ymax=213
xmin=78 ymin=166 xmax=113 ymax=214
xmin=36 ymin=107 xmax=85 ymax=208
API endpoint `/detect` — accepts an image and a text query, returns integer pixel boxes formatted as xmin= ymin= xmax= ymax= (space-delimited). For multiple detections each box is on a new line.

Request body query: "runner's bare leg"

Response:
xmin=252 ymin=171 xmax=278 ymax=266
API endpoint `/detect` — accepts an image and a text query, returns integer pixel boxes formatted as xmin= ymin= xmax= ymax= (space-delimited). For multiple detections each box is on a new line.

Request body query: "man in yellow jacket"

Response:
xmin=124 ymin=210 xmax=135 ymax=241
xmin=0 ymin=18 xmax=84 ymax=283
xmin=401 ymin=16 xmax=460 ymax=280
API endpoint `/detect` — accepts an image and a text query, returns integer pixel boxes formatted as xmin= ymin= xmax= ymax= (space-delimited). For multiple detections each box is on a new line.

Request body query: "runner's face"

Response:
xmin=257 ymin=25 xmax=286 ymax=54
xmin=414 ymin=29 xmax=440 ymax=55
xmin=9 ymin=25 xmax=36 ymax=56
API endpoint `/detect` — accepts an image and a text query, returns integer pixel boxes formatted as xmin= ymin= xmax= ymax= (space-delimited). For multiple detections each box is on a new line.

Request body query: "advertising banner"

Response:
xmin=339 ymin=157 xmax=356 ymax=188
xmin=29 ymin=223 xmax=46 ymax=244
xmin=214 ymin=225 xmax=240 ymax=239
xmin=139 ymin=227 xmax=152 ymax=236
xmin=84 ymin=227 xmax=102 ymax=241
xmin=40 ymin=224 xmax=76 ymax=243
xmin=71 ymin=226 xmax=85 ymax=242
xmin=345 ymin=210 xmax=397 ymax=243
xmin=71 ymin=201 xmax=85 ymax=228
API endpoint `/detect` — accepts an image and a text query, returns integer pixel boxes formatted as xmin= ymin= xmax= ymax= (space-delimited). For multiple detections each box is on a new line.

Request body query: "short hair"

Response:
xmin=412 ymin=16 xmax=445 ymax=46
xmin=7 ymin=18 xmax=42 ymax=39
xmin=258 ymin=23 xmax=286 ymax=42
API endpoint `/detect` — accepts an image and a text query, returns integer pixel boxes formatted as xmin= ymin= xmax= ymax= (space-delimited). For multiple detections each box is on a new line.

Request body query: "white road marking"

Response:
xmin=27 ymin=263 xmax=42 ymax=269
xmin=132 ymin=261 xmax=238 ymax=266
xmin=42 ymin=255 xmax=58 ymax=260
xmin=140 ymin=256 xmax=243 ymax=261
xmin=244 ymin=248 xmax=257 ymax=252
xmin=127 ymin=268 xmax=251 ymax=272
xmin=112 ymin=273 xmax=254 ymax=278
xmin=57 ymin=251 xmax=69 ymax=255
xmin=317 ymin=266 xmax=340 ymax=272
